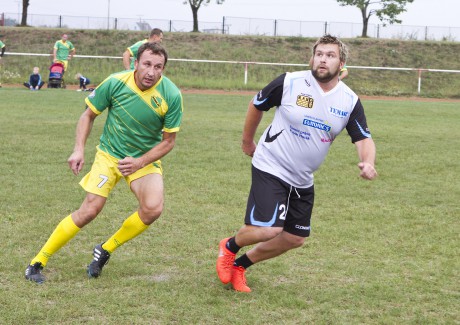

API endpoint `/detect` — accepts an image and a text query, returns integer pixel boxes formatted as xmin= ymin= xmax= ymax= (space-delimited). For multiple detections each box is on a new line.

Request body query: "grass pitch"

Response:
xmin=0 ymin=87 xmax=459 ymax=324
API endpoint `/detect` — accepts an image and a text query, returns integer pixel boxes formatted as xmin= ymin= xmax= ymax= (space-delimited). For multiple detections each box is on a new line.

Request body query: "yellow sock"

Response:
xmin=30 ymin=215 xmax=80 ymax=267
xmin=102 ymin=211 xmax=149 ymax=253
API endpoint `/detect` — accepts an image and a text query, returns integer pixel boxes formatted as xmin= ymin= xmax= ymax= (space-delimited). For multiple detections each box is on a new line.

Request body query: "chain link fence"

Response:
xmin=1 ymin=12 xmax=459 ymax=41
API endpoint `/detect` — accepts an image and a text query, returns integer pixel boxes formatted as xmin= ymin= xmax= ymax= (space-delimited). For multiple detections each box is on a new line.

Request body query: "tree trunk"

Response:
xmin=192 ymin=6 xmax=199 ymax=32
xmin=21 ymin=0 xmax=29 ymax=26
xmin=360 ymin=6 xmax=368 ymax=37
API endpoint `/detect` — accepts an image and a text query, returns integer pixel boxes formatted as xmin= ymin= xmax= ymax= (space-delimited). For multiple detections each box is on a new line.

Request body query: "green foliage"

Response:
xmin=0 ymin=88 xmax=459 ymax=324
xmin=336 ymin=0 xmax=414 ymax=36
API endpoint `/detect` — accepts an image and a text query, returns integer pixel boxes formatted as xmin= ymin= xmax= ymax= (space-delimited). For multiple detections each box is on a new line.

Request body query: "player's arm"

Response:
xmin=0 ymin=46 xmax=5 ymax=57
xmin=122 ymin=49 xmax=132 ymax=70
xmin=346 ymin=99 xmax=377 ymax=180
xmin=354 ymin=138 xmax=377 ymax=180
xmin=67 ymin=107 xmax=98 ymax=175
xmin=242 ymin=100 xmax=264 ymax=157
xmin=117 ymin=132 xmax=177 ymax=177
xmin=53 ymin=47 xmax=57 ymax=61
xmin=69 ymin=47 xmax=75 ymax=59
xmin=242 ymin=73 xmax=285 ymax=156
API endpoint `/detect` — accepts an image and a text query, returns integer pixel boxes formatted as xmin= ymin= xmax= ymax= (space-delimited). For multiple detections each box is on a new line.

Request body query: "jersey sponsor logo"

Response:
xmin=296 ymin=94 xmax=314 ymax=109
xmin=265 ymin=125 xmax=284 ymax=143
xmin=329 ymin=107 xmax=349 ymax=118
xmin=290 ymin=125 xmax=310 ymax=140
xmin=295 ymin=225 xmax=311 ymax=230
xmin=303 ymin=119 xmax=331 ymax=132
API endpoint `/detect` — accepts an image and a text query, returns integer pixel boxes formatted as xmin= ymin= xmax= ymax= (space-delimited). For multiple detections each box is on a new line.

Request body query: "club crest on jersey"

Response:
xmin=296 ymin=94 xmax=314 ymax=109
xmin=329 ymin=107 xmax=349 ymax=118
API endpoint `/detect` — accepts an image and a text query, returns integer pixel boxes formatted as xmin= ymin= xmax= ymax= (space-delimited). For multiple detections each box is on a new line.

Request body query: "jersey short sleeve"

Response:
xmin=253 ymin=73 xmax=286 ymax=111
xmin=345 ymin=98 xmax=372 ymax=143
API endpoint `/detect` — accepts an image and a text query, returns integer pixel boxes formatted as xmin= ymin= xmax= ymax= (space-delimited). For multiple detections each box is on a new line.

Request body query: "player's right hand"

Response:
xmin=67 ymin=151 xmax=84 ymax=175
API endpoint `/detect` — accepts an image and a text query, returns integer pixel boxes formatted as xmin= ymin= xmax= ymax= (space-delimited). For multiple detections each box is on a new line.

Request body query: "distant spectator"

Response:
xmin=0 ymin=39 xmax=5 ymax=88
xmin=0 ymin=39 xmax=5 ymax=57
xmin=24 ymin=67 xmax=45 ymax=91
xmin=339 ymin=64 xmax=349 ymax=80
xmin=123 ymin=28 xmax=163 ymax=70
xmin=53 ymin=33 xmax=75 ymax=71
xmin=75 ymin=73 xmax=91 ymax=91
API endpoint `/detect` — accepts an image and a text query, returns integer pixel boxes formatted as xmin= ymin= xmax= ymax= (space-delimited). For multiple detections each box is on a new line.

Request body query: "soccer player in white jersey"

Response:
xmin=216 ymin=34 xmax=377 ymax=292
xmin=25 ymin=42 xmax=183 ymax=283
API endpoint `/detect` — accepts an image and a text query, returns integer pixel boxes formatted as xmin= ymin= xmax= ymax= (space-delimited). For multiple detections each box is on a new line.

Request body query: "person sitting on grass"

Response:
xmin=23 ymin=67 xmax=45 ymax=91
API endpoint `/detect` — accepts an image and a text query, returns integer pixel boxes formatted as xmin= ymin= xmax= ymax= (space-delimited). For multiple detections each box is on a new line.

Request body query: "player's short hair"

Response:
xmin=150 ymin=28 xmax=163 ymax=38
xmin=312 ymin=34 xmax=348 ymax=62
xmin=137 ymin=42 xmax=168 ymax=67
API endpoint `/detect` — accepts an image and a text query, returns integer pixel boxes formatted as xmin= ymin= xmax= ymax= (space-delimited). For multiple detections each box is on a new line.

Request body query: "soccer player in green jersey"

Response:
xmin=53 ymin=33 xmax=75 ymax=71
xmin=123 ymin=28 xmax=163 ymax=70
xmin=0 ymin=39 xmax=5 ymax=88
xmin=0 ymin=39 xmax=5 ymax=57
xmin=25 ymin=42 xmax=184 ymax=284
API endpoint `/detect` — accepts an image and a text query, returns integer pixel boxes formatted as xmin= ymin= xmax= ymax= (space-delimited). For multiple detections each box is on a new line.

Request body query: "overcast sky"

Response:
xmin=0 ymin=0 xmax=459 ymax=28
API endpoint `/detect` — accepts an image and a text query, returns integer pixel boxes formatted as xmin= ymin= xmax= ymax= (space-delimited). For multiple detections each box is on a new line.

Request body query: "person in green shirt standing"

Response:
xmin=0 ymin=39 xmax=5 ymax=88
xmin=123 ymin=28 xmax=163 ymax=70
xmin=53 ymin=33 xmax=75 ymax=71
xmin=25 ymin=42 xmax=184 ymax=284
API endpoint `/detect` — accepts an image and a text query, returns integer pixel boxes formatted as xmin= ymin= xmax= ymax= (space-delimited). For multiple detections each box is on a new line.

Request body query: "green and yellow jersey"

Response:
xmin=85 ymin=70 xmax=183 ymax=159
xmin=126 ymin=39 xmax=148 ymax=69
xmin=0 ymin=40 xmax=5 ymax=49
xmin=54 ymin=40 xmax=75 ymax=61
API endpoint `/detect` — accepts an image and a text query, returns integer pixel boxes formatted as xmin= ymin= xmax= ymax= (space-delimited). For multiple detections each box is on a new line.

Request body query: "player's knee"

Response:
xmin=138 ymin=202 xmax=163 ymax=225
xmin=285 ymin=234 xmax=305 ymax=249
xmin=73 ymin=206 xmax=100 ymax=227
xmin=249 ymin=226 xmax=283 ymax=242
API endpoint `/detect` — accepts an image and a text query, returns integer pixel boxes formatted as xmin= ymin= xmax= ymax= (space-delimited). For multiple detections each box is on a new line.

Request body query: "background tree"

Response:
xmin=336 ymin=0 xmax=414 ymax=37
xmin=21 ymin=0 xmax=29 ymax=26
xmin=184 ymin=0 xmax=225 ymax=32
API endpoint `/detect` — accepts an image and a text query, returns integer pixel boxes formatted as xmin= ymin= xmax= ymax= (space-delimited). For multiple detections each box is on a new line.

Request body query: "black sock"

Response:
xmin=234 ymin=253 xmax=253 ymax=269
xmin=226 ymin=237 xmax=241 ymax=254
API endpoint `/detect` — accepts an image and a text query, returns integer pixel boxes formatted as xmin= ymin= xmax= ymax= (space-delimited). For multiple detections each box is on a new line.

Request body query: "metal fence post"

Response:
xmin=274 ymin=20 xmax=277 ymax=37
xmin=58 ymin=15 xmax=62 ymax=28
xmin=324 ymin=21 xmax=327 ymax=34
xmin=222 ymin=16 xmax=225 ymax=34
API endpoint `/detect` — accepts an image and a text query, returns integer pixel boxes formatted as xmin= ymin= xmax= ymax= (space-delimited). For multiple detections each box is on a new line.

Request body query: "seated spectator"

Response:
xmin=24 ymin=67 xmax=45 ymax=90
xmin=75 ymin=73 xmax=91 ymax=91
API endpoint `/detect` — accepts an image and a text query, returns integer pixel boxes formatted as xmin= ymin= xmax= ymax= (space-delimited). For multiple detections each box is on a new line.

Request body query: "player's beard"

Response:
xmin=311 ymin=65 xmax=340 ymax=83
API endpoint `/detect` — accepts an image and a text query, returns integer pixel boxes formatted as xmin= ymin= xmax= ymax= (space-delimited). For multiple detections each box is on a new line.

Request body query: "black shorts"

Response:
xmin=244 ymin=165 xmax=314 ymax=237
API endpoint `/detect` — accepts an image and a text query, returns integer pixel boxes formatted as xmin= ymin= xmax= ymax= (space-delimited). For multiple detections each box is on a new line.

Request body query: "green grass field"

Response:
xmin=0 ymin=87 xmax=459 ymax=324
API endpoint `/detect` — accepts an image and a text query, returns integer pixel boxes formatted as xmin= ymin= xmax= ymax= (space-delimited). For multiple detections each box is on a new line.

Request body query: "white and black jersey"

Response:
xmin=252 ymin=70 xmax=372 ymax=188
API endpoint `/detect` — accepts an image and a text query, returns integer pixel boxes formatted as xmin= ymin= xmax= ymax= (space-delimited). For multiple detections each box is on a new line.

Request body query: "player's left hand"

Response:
xmin=118 ymin=156 xmax=142 ymax=176
xmin=358 ymin=162 xmax=377 ymax=180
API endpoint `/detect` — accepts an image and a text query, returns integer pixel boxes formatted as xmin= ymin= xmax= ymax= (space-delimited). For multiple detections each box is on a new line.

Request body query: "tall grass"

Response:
xmin=0 ymin=88 xmax=459 ymax=324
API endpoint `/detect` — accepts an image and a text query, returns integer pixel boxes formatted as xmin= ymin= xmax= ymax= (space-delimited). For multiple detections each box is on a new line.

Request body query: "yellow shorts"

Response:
xmin=79 ymin=148 xmax=163 ymax=198
xmin=55 ymin=60 xmax=68 ymax=71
